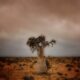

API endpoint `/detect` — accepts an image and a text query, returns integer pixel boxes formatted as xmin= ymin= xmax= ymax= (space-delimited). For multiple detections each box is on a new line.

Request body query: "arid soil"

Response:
xmin=0 ymin=57 xmax=80 ymax=80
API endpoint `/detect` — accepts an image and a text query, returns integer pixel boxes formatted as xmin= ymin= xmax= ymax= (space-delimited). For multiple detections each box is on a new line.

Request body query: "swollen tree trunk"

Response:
xmin=33 ymin=47 xmax=47 ymax=74
xmin=38 ymin=47 xmax=44 ymax=58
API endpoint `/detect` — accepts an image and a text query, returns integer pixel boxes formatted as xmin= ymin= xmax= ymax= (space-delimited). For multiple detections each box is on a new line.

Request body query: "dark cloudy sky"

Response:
xmin=0 ymin=0 xmax=80 ymax=57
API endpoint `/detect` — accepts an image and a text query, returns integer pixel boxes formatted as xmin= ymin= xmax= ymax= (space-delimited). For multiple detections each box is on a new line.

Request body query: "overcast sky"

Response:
xmin=0 ymin=0 xmax=80 ymax=57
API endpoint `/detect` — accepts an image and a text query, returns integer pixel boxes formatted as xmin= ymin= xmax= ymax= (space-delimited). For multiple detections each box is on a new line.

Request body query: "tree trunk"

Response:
xmin=33 ymin=57 xmax=47 ymax=74
xmin=33 ymin=47 xmax=47 ymax=74
xmin=38 ymin=47 xmax=44 ymax=58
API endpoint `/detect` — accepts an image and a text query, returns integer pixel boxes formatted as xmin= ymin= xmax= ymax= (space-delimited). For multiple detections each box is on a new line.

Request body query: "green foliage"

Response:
xmin=27 ymin=35 xmax=56 ymax=53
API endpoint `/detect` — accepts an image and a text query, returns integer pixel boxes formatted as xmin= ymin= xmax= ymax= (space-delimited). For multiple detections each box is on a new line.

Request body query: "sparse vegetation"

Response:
xmin=0 ymin=57 xmax=80 ymax=80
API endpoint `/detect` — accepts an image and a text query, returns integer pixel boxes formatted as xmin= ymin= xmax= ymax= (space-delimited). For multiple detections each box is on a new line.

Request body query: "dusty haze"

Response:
xmin=0 ymin=0 xmax=80 ymax=56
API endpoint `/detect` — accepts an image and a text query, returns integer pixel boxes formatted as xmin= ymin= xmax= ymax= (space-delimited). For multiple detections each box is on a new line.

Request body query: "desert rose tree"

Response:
xmin=27 ymin=35 xmax=56 ymax=74
xmin=27 ymin=35 xmax=56 ymax=57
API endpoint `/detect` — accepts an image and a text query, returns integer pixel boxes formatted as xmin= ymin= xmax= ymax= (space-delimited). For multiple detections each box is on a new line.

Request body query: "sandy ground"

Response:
xmin=0 ymin=57 xmax=80 ymax=80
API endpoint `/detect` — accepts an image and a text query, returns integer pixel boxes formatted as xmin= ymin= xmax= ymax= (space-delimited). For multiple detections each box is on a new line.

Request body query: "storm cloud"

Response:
xmin=0 ymin=0 xmax=80 ymax=56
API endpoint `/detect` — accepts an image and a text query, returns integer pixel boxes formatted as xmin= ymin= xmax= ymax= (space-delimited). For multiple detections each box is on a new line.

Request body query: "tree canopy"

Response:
xmin=27 ymin=35 xmax=56 ymax=52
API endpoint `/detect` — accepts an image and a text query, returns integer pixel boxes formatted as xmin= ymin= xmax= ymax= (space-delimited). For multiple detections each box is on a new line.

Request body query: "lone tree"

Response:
xmin=27 ymin=35 xmax=56 ymax=74
xmin=27 ymin=35 xmax=56 ymax=57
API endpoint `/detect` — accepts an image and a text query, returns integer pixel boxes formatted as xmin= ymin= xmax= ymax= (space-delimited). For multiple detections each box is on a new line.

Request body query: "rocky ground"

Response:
xmin=0 ymin=57 xmax=80 ymax=80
